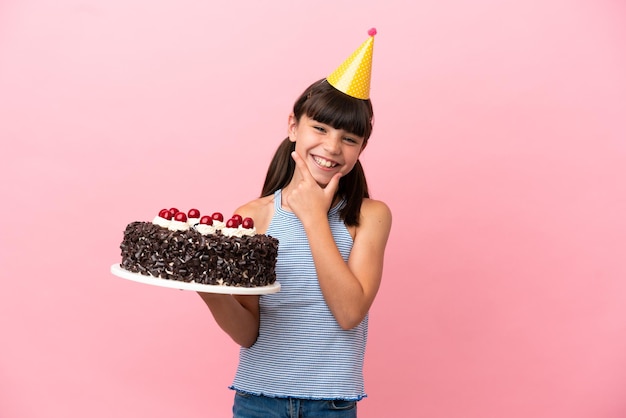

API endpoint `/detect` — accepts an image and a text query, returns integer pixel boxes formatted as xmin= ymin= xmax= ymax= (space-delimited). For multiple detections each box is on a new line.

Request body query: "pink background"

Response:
xmin=1 ymin=1 xmax=625 ymax=417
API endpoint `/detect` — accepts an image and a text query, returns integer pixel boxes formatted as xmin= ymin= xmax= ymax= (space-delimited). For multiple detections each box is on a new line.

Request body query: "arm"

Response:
xmin=286 ymin=152 xmax=392 ymax=329
xmin=195 ymin=200 xmax=272 ymax=347
xmin=304 ymin=199 xmax=391 ymax=329
xmin=197 ymin=293 xmax=260 ymax=348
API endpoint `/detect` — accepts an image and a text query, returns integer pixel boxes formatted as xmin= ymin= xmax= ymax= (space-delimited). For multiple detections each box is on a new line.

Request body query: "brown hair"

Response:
xmin=261 ymin=79 xmax=374 ymax=226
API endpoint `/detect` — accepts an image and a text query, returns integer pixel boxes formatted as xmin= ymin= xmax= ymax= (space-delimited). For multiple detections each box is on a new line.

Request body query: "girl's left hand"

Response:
xmin=286 ymin=151 xmax=341 ymax=226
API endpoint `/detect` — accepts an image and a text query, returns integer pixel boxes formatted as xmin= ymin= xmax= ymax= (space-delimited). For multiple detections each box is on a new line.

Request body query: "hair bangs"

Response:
xmin=294 ymin=79 xmax=374 ymax=141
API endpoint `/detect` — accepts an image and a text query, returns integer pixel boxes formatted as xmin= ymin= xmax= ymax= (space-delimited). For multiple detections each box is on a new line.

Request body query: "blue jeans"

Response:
xmin=233 ymin=391 xmax=358 ymax=418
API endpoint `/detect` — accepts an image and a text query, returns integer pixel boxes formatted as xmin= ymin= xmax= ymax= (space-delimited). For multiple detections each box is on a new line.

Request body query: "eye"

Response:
xmin=343 ymin=136 xmax=359 ymax=144
xmin=313 ymin=126 xmax=326 ymax=133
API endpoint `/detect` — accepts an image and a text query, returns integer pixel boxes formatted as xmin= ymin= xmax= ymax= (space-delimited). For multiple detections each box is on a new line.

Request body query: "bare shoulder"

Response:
xmin=353 ymin=198 xmax=392 ymax=243
xmin=360 ymin=198 xmax=392 ymax=228
xmin=233 ymin=195 xmax=275 ymax=234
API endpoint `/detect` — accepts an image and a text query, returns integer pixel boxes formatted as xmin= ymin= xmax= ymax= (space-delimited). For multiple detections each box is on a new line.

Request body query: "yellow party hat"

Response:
xmin=327 ymin=28 xmax=376 ymax=100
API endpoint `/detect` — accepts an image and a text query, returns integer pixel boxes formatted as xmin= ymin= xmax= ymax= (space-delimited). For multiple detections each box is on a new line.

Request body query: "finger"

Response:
xmin=291 ymin=151 xmax=315 ymax=183
xmin=324 ymin=172 xmax=342 ymax=196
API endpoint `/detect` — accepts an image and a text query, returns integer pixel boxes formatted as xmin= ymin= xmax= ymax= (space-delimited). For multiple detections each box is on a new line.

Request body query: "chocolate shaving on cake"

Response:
xmin=120 ymin=222 xmax=278 ymax=287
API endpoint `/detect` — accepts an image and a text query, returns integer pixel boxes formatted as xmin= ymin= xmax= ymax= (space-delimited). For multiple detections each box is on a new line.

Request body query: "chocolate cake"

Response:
xmin=119 ymin=208 xmax=278 ymax=287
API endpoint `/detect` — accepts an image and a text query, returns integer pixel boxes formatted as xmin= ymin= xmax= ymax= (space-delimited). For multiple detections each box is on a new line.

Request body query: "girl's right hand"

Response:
xmin=286 ymin=151 xmax=341 ymax=227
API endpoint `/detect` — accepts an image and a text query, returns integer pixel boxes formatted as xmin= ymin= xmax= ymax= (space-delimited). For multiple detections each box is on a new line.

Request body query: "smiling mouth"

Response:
xmin=313 ymin=156 xmax=339 ymax=168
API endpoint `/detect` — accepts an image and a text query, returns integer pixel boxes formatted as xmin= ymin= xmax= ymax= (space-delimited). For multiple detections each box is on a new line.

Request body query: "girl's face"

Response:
xmin=288 ymin=114 xmax=365 ymax=187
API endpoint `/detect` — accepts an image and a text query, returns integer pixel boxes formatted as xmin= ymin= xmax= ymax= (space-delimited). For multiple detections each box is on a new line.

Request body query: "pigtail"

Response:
xmin=261 ymin=138 xmax=296 ymax=197
xmin=338 ymin=160 xmax=369 ymax=226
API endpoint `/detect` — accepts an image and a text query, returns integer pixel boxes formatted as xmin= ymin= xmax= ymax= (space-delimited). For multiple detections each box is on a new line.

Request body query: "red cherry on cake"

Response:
xmin=169 ymin=207 xmax=180 ymax=215
xmin=242 ymin=217 xmax=254 ymax=229
xmin=231 ymin=214 xmax=243 ymax=225
xmin=226 ymin=218 xmax=239 ymax=228
xmin=199 ymin=215 xmax=213 ymax=225
xmin=158 ymin=209 xmax=172 ymax=220
xmin=211 ymin=212 xmax=224 ymax=222
xmin=188 ymin=208 xmax=201 ymax=218
xmin=174 ymin=212 xmax=187 ymax=222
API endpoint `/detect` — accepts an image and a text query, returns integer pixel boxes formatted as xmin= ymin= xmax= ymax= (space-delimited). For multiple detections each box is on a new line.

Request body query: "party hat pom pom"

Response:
xmin=368 ymin=28 xmax=377 ymax=36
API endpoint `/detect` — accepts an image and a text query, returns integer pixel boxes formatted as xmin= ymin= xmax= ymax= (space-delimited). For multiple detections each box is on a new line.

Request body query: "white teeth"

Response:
xmin=314 ymin=156 xmax=337 ymax=168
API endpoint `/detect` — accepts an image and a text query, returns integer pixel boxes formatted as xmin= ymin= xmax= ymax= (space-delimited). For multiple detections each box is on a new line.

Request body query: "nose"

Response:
xmin=323 ymin=135 xmax=342 ymax=155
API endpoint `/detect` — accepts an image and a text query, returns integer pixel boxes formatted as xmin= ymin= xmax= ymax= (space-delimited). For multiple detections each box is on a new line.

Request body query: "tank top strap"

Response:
xmin=274 ymin=189 xmax=283 ymax=211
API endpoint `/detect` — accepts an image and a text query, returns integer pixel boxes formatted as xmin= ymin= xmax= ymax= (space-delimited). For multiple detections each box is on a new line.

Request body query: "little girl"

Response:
xmin=199 ymin=30 xmax=392 ymax=418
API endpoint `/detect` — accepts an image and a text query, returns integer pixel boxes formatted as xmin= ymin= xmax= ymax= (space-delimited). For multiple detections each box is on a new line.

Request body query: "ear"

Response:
xmin=287 ymin=113 xmax=298 ymax=143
